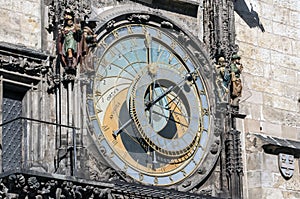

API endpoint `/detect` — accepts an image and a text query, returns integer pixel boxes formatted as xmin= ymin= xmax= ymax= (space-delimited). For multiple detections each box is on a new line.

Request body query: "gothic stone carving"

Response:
xmin=47 ymin=0 xmax=95 ymax=79
xmin=0 ymin=174 xmax=114 ymax=199
xmin=0 ymin=42 xmax=51 ymax=77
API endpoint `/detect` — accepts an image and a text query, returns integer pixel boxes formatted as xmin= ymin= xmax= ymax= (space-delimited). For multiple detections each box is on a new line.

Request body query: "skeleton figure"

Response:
xmin=230 ymin=54 xmax=243 ymax=106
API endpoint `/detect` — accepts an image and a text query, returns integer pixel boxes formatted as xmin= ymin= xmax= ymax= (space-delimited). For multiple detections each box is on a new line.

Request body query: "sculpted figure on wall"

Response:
xmin=215 ymin=54 xmax=243 ymax=107
xmin=81 ymin=18 xmax=98 ymax=73
xmin=58 ymin=8 xmax=82 ymax=74
xmin=215 ymin=56 xmax=231 ymax=101
xmin=57 ymin=7 xmax=98 ymax=78
xmin=230 ymin=54 xmax=243 ymax=106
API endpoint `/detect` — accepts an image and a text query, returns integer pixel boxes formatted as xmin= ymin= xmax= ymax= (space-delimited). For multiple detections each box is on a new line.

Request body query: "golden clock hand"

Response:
xmin=112 ymin=119 xmax=133 ymax=138
xmin=145 ymin=72 xmax=196 ymax=110
xmin=145 ymin=85 xmax=174 ymax=110
xmin=164 ymin=89 xmax=183 ymax=110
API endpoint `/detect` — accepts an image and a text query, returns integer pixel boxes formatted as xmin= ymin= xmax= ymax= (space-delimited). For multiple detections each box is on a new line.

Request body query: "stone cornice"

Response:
xmin=253 ymin=133 xmax=300 ymax=158
xmin=0 ymin=42 xmax=53 ymax=78
xmin=0 ymin=169 xmax=223 ymax=199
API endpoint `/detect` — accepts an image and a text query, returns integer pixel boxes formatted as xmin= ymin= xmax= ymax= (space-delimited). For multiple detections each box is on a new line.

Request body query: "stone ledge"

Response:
xmin=0 ymin=168 xmax=224 ymax=199
xmin=253 ymin=133 xmax=300 ymax=158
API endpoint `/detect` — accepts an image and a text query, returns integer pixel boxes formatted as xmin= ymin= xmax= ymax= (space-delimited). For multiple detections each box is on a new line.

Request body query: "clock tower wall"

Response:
xmin=0 ymin=0 xmax=43 ymax=49
xmin=1 ymin=0 xmax=299 ymax=199
xmin=234 ymin=1 xmax=300 ymax=199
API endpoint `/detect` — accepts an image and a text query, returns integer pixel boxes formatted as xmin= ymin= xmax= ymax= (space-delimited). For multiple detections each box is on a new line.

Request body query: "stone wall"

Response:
xmin=235 ymin=0 xmax=300 ymax=198
xmin=0 ymin=0 xmax=42 ymax=49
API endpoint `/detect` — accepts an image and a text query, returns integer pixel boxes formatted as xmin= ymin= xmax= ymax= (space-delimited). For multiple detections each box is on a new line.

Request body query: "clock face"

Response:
xmin=87 ymin=13 xmax=217 ymax=188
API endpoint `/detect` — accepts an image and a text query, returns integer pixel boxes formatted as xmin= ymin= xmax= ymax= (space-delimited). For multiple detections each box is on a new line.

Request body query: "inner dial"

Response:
xmin=129 ymin=68 xmax=201 ymax=158
xmin=92 ymin=24 xmax=210 ymax=186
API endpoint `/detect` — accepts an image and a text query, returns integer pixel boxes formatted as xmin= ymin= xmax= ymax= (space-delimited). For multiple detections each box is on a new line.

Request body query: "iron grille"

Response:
xmin=2 ymin=97 xmax=22 ymax=171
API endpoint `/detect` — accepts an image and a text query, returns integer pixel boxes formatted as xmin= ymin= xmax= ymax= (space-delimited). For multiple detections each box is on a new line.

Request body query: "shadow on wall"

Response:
xmin=234 ymin=0 xmax=265 ymax=32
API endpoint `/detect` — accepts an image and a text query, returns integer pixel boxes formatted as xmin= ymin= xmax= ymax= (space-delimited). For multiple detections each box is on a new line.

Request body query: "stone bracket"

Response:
xmin=254 ymin=133 xmax=300 ymax=158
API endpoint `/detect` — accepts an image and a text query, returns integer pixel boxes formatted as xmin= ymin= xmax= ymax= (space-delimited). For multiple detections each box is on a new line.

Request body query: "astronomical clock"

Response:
xmin=86 ymin=10 xmax=220 ymax=191
xmin=0 ymin=1 xmax=244 ymax=198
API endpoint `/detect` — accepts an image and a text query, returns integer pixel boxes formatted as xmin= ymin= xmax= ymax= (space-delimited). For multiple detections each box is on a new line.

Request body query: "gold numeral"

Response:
xmin=96 ymin=108 xmax=103 ymax=114
xmin=157 ymin=30 xmax=162 ymax=39
xmin=183 ymin=54 xmax=189 ymax=62
xmin=102 ymin=125 xmax=110 ymax=132
xmin=101 ymin=41 xmax=108 ymax=49
xmin=89 ymin=115 xmax=97 ymax=121
xmin=130 ymin=38 xmax=137 ymax=48
xmin=139 ymin=173 xmax=144 ymax=181
xmin=160 ymin=166 xmax=166 ymax=172
xmin=109 ymin=50 xmax=116 ymax=58
xmin=112 ymin=139 xmax=118 ymax=146
xmin=109 ymin=151 xmax=115 ymax=158
xmin=101 ymin=58 xmax=109 ymax=66
xmin=171 ymin=40 xmax=177 ymax=49
xmin=154 ymin=177 xmax=158 ymax=185
xmin=123 ymin=164 xmax=128 ymax=171
xmin=113 ymin=30 xmax=119 ymax=39
xmin=127 ymin=25 xmax=133 ymax=34
xmin=95 ymin=74 xmax=104 ymax=81
xmin=95 ymin=90 xmax=102 ymax=97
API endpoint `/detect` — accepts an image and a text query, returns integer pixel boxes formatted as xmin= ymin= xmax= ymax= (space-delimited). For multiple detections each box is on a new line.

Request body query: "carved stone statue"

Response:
xmin=230 ymin=54 xmax=243 ymax=106
xmin=58 ymin=8 xmax=82 ymax=74
xmin=81 ymin=18 xmax=97 ymax=73
xmin=215 ymin=56 xmax=230 ymax=101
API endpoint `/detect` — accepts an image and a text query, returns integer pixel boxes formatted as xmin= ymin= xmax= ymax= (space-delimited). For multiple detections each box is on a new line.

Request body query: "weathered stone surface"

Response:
xmin=262 ymin=154 xmax=278 ymax=173
xmin=281 ymin=125 xmax=298 ymax=140
xmin=0 ymin=0 xmax=41 ymax=48
xmin=263 ymin=123 xmax=281 ymax=136
xmin=244 ymin=118 xmax=261 ymax=134
xmin=246 ymin=152 xmax=263 ymax=171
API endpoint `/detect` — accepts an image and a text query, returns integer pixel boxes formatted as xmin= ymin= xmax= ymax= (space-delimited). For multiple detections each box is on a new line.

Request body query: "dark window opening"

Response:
xmin=2 ymin=83 xmax=26 ymax=172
